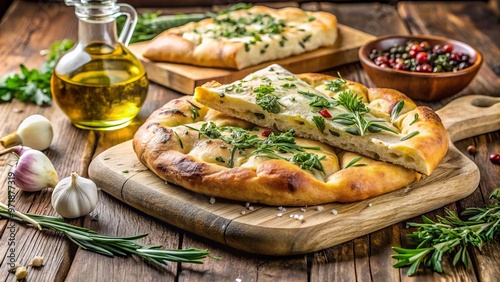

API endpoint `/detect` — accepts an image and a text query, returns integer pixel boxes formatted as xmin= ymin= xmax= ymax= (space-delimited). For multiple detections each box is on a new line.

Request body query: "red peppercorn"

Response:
xmin=416 ymin=52 xmax=429 ymax=64
xmin=443 ymin=44 xmax=453 ymax=53
xmin=262 ymin=129 xmax=272 ymax=137
xmin=490 ymin=153 xmax=500 ymax=165
xmin=410 ymin=44 xmax=422 ymax=52
xmin=318 ymin=109 xmax=332 ymax=118
xmin=409 ymin=50 xmax=418 ymax=58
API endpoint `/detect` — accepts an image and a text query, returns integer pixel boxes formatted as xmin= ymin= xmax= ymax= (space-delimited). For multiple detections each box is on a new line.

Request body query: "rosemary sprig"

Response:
xmin=333 ymin=91 xmax=398 ymax=136
xmin=392 ymin=188 xmax=500 ymax=276
xmin=0 ymin=202 xmax=218 ymax=266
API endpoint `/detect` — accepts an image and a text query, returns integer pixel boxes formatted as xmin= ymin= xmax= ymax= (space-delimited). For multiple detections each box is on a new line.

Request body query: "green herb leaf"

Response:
xmin=254 ymin=85 xmax=281 ymax=113
xmin=409 ymin=113 xmax=419 ymax=125
xmin=312 ymin=116 xmax=326 ymax=132
xmin=290 ymin=152 xmax=325 ymax=173
xmin=324 ymin=74 xmax=347 ymax=92
xmin=391 ymin=100 xmax=405 ymax=122
xmin=187 ymin=101 xmax=201 ymax=121
xmin=344 ymin=156 xmax=367 ymax=168
xmin=401 ymin=131 xmax=420 ymax=141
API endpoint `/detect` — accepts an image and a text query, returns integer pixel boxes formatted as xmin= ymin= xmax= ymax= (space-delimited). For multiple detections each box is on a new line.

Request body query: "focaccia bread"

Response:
xmin=142 ymin=6 xmax=338 ymax=70
xmin=133 ymin=97 xmax=420 ymax=206
xmin=194 ymin=64 xmax=449 ymax=175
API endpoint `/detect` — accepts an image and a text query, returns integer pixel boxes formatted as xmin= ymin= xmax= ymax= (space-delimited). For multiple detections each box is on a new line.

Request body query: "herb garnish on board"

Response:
xmin=392 ymin=188 xmax=500 ymax=276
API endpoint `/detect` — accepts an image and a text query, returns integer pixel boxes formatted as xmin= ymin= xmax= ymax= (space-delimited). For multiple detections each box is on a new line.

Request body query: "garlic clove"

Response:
xmin=51 ymin=172 xmax=98 ymax=219
xmin=0 ymin=114 xmax=53 ymax=151
xmin=1 ymin=146 xmax=59 ymax=192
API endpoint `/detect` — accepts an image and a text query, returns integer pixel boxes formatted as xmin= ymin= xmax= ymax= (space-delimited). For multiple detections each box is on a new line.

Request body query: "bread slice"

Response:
xmin=194 ymin=64 xmax=449 ymax=175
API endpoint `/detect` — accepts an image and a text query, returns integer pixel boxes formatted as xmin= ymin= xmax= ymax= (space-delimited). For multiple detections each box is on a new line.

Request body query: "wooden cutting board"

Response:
xmin=88 ymin=95 xmax=500 ymax=256
xmin=127 ymin=24 xmax=375 ymax=95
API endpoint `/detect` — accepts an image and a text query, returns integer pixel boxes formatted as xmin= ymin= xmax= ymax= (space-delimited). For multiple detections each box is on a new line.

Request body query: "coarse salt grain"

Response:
xmin=298 ymin=215 xmax=304 ymax=221
xmin=316 ymin=206 xmax=324 ymax=211
xmin=368 ymin=203 xmax=373 ymax=207
xmin=300 ymin=208 xmax=306 ymax=212
xmin=245 ymin=202 xmax=251 ymax=207
xmin=209 ymin=197 xmax=216 ymax=204
xmin=277 ymin=213 xmax=283 ymax=217
xmin=240 ymin=211 xmax=246 ymax=215
xmin=248 ymin=206 xmax=255 ymax=211
xmin=331 ymin=209 xmax=338 ymax=215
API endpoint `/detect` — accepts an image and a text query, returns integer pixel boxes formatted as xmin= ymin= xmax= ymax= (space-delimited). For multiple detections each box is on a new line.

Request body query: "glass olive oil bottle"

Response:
xmin=52 ymin=0 xmax=148 ymax=130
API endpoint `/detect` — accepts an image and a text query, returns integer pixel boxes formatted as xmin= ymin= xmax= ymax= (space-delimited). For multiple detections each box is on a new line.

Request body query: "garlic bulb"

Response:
xmin=0 ymin=114 xmax=53 ymax=151
xmin=0 ymin=146 xmax=59 ymax=192
xmin=51 ymin=172 xmax=98 ymax=219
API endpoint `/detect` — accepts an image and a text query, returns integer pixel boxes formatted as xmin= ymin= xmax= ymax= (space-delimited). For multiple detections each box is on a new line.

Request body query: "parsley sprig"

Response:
xmin=333 ymin=91 xmax=398 ymax=136
xmin=392 ymin=188 xmax=500 ymax=276
xmin=0 ymin=39 xmax=74 ymax=105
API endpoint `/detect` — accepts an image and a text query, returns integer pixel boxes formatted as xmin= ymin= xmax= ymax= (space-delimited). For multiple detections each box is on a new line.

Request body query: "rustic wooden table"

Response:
xmin=0 ymin=1 xmax=499 ymax=281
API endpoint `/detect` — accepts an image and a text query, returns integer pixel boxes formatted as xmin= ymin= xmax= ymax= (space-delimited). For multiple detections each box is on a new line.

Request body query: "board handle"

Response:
xmin=436 ymin=95 xmax=500 ymax=143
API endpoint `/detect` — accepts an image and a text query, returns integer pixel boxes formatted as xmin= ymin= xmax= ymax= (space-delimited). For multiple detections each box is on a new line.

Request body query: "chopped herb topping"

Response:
xmin=329 ymin=129 xmax=340 ymax=137
xmin=391 ymin=100 xmax=405 ymax=122
xmin=409 ymin=113 xmax=419 ymax=125
xmin=215 ymin=156 xmax=225 ymax=163
xmin=187 ymin=101 xmax=201 ymax=121
xmin=282 ymin=83 xmax=296 ymax=88
xmin=401 ymin=131 xmax=420 ymax=141
xmin=254 ymin=85 xmax=281 ymax=113
xmin=291 ymin=152 xmax=326 ymax=173
xmin=325 ymin=74 xmax=347 ymax=92
xmin=345 ymin=156 xmax=367 ymax=168
xmin=312 ymin=116 xmax=326 ymax=132
xmin=174 ymin=131 xmax=183 ymax=149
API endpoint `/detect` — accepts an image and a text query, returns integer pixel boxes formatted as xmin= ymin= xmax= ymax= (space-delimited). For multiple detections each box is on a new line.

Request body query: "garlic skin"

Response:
xmin=0 ymin=114 xmax=53 ymax=151
xmin=0 ymin=146 xmax=59 ymax=192
xmin=51 ymin=172 xmax=98 ymax=219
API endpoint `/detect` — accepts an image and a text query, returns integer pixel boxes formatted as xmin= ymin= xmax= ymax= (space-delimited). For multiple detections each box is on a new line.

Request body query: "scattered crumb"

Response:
xmin=236 ymin=279 xmax=242 ymax=282
xmin=13 ymin=108 xmax=23 ymax=113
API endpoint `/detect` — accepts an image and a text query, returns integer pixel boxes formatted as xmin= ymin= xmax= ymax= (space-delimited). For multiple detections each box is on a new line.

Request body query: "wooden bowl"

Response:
xmin=358 ymin=35 xmax=483 ymax=101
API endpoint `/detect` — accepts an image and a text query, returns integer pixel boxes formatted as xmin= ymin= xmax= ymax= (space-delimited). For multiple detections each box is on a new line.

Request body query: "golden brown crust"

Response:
xmin=133 ymin=97 xmax=420 ymax=206
xmin=142 ymin=6 xmax=338 ymax=70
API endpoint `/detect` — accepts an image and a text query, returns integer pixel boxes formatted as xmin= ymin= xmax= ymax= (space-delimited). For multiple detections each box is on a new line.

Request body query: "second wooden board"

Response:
xmin=128 ymin=24 xmax=375 ymax=94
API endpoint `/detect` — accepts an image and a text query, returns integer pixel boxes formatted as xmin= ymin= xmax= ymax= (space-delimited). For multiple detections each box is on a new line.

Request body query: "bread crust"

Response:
xmin=142 ymin=6 xmax=338 ymax=70
xmin=133 ymin=96 xmax=421 ymax=206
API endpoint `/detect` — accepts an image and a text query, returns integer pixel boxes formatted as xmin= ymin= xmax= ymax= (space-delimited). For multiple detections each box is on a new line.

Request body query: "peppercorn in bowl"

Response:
xmin=358 ymin=35 xmax=482 ymax=101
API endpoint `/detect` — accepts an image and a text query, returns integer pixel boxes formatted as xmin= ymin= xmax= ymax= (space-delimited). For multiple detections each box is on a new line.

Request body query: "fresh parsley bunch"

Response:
xmin=393 ymin=188 xmax=500 ymax=276
xmin=0 ymin=39 xmax=74 ymax=105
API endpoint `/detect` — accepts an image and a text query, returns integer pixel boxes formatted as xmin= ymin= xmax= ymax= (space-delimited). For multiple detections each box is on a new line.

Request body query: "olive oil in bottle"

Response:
xmin=53 ymin=0 xmax=148 ymax=130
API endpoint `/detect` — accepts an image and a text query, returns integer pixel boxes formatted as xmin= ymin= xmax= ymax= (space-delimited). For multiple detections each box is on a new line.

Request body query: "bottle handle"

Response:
xmin=116 ymin=3 xmax=137 ymax=46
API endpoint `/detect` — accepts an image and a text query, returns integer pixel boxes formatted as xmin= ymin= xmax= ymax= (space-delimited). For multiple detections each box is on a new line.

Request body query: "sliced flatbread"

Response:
xmin=194 ymin=64 xmax=449 ymax=175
